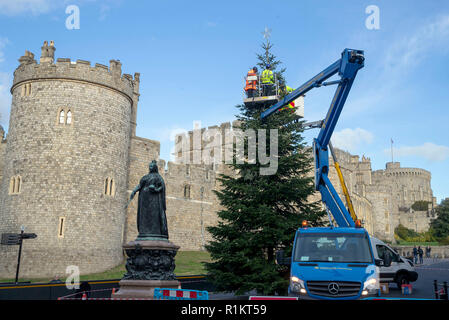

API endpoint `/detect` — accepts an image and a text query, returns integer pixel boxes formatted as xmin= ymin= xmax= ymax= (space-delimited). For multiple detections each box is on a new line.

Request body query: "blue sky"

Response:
xmin=0 ymin=0 xmax=448 ymax=202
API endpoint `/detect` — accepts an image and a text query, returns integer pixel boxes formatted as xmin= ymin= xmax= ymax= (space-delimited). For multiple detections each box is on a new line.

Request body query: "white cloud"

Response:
xmin=0 ymin=0 xmax=54 ymax=16
xmin=384 ymin=15 xmax=449 ymax=75
xmin=332 ymin=128 xmax=374 ymax=153
xmin=345 ymin=14 xmax=449 ymax=116
xmin=99 ymin=4 xmax=110 ymax=21
xmin=386 ymin=142 xmax=449 ymax=162
xmin=205 ymin=21 xmax=217 ymax=28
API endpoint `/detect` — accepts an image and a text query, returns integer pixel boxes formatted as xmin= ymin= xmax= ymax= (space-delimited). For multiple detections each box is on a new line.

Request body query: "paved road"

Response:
xmin=209 ymin=259 xmax=449 ymax=300
xmin=383 ymin=258 xmax=449 ymax=299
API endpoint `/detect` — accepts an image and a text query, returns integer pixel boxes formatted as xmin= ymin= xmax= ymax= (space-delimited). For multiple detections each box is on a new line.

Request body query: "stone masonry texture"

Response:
xmin=0 ymin=42 xmax=438 ymax=278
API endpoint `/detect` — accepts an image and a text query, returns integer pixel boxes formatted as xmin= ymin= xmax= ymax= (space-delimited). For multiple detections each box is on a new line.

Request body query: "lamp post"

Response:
xmin=200 ymin=187 xmax=205 ymax=251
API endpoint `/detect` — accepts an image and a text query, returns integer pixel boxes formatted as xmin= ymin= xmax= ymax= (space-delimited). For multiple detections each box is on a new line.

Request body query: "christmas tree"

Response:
xmin=204 ymin=38 xmax=325 ymax=295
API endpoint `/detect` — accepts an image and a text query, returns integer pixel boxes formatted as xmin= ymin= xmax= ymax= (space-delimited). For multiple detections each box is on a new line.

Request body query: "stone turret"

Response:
xmin=40 ymin=40 xmax=56 ymax=64
xmin=0 ymin=41 xmax=140 ymax=278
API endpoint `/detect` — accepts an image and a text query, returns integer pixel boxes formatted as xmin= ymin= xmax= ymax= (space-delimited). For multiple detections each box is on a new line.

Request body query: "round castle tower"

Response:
xmin=0 ymin=41 xmax=140 ymax=278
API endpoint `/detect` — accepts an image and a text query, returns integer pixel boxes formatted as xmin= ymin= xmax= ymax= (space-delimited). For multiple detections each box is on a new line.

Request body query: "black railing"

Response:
xmin=434 ymin=280 xmax=448 ymax=300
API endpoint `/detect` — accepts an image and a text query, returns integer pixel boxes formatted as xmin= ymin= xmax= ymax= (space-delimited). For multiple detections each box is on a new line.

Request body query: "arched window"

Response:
xmin=15 ymin=176 xmax=21 ymax=194
xmin=59 ymin=110 xmax=65 ymax=124
xmin=9 ymin=176 xmax=21 ymax=194
xmin=66 ymin=110 xmax=72 ymax=124
xmin=104 ymin=177 xmax=115 ymax=196
xmin=9 ymin=177 xmax=15 ymax=194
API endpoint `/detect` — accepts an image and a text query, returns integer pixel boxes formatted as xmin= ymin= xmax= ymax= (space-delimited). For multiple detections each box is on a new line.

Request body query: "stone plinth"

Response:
xmin=112 ymin=240 xmax=180 ymax=299
xmin=112 ymin=279 xmax=180 ymax=299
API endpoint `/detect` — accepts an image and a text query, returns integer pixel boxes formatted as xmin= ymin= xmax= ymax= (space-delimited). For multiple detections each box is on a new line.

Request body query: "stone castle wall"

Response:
xmin=0 ymin=42 xmax=437 ymax=279
xmin=0 ymin=42 xmax=139 ymax=278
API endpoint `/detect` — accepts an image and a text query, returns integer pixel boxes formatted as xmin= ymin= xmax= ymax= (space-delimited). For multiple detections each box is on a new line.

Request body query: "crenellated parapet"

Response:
xmin=11 ymin=41 xmax=140 ymax=106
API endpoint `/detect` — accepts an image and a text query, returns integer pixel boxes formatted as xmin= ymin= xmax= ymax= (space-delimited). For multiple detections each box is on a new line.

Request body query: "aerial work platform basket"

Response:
xmin=243 ymin=73 xmax=304 ymax=119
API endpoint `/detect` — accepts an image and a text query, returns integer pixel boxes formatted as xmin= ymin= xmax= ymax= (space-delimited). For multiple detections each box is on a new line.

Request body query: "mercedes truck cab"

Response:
xmin=285 ymin=226 xmax=418 ymax=300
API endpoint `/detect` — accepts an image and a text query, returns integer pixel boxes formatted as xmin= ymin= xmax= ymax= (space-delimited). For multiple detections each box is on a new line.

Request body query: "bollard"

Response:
xmin=82 ymin=293 xmax=87 ymax=300
xmin=444 ymin=282 xmax=448 ymax=301
xmin=434 ymin=280 xmax=439 ymax=300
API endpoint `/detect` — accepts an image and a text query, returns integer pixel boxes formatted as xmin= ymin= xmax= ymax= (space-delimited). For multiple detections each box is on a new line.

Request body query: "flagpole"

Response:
xmin=391 ymin=138 xmax=394 ymax=163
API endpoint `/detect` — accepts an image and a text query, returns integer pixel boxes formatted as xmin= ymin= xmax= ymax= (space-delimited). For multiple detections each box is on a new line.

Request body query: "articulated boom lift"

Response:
xmin=261 ymin=48 xmax=365 ymax=227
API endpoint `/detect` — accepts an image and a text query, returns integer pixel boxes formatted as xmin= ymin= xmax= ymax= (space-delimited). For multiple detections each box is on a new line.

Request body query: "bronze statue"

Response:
xmin=128 ymin=160 xmax=168 ymax=241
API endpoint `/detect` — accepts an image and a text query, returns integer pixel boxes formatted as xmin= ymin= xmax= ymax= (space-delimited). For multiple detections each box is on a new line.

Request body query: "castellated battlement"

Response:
xmin=373 ymin=162 xmax=431 ymax=180
xmin=11 ymin=41 xmax=140 ymax=103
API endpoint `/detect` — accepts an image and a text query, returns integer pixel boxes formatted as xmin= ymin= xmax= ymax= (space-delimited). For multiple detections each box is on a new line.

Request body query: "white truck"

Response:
xmin=370 ymin=237 xmax=418 ymax=289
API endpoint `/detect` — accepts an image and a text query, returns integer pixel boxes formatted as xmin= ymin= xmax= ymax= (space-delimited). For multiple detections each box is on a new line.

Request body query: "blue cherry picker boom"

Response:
xmin=260 ymin=48 xmax=389 ymax=299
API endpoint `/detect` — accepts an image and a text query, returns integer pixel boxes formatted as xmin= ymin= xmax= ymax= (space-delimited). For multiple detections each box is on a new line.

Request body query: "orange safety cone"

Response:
xmin=112 ymin=288 xmax=116 ymax=295
xmin=82 ymin=293 xmax=87 ymax=300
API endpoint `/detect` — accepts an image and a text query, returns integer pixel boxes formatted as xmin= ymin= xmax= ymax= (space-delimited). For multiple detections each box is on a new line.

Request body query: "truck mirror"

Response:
xmin=383 ymin=253 xmax=392 ymax=267
xmin=375 ymin=259 xmax=384 ymax=267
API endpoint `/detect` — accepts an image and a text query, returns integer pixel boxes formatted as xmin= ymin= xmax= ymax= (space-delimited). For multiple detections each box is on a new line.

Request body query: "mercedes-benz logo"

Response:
xmin=328 ymin=282 xmax=340 ymax=295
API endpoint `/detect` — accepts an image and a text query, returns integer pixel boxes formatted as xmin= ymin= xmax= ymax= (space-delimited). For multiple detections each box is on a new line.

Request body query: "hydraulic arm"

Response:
xmin=261 ymin=48 xmax=365 ymax=227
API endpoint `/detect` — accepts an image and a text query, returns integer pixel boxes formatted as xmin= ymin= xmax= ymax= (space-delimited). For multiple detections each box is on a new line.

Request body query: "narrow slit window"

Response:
xmin=110 ymin=179 xmax=115 ymax=196
xmin=105 ymin=178 xmax=109 ymax=195
xmin=66 ymin=110 xmax=72 ymax=124
xmin=15 ymin=176 xmax=21 ymax=193
xmin=59 ymin=110 xmax=65 ymax=124
xmin=9 ymin=177 xmax=15 ymax=194
xmin=58 ymin=217 xmax=65 ymax=238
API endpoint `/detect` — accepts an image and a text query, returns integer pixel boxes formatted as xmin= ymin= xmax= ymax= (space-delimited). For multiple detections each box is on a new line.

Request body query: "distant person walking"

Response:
xmin=413 ymin=246 xmax=418 ymax=264
xmin=426 ymin=246 xmax=431 ymax=258
xmin=418 ymin=246 xmax=424 ymax=264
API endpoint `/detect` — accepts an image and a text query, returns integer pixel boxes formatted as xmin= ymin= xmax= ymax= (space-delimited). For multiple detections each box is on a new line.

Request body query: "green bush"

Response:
xmin=395 ymin=224 xmax=419 ymax=240
xmin=394 ymin=224 xmax=437 ymax=243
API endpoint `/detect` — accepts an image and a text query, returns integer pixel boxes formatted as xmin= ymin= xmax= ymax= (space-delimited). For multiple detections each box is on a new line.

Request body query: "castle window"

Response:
xmin=205 ymin=170 xmax=209 ymax=180
xmin=9 ymin=176 xmax=21 ymax=195
xmin=104 ymin=177 xmax=115 ymax=196
xmin=104 ymin=178 xmax=109 ymax=195
xmin=186 ymin=165 xmax=190 ymax=176
xmin=21 ymin=83 xmax=31 ymax=97
xmin=59 ymin=110 xmax=65 ymax=124
xmin=184 ymin=185 xmax=191 ymax=199
xmin=58 ymin=217 xmax=65 ymax=238
xmin=57 ymin=108 xmax=73 ymax=125
xmin=66 ymin=110 xmax=72 ymax=124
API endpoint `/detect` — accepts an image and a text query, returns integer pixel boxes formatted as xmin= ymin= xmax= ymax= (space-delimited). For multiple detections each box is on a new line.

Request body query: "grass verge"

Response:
xmin=0 ymin=251 xmax=211 ymax=284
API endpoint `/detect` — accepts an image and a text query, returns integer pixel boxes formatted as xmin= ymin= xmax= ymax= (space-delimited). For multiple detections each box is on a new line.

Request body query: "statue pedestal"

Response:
xmin=112 ymin=240 xmax=180 ymax=300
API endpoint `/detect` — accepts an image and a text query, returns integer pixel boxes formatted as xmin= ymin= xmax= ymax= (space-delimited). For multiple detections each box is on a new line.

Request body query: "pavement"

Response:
xmin=383 ymin=258 xmax=449 ymax=299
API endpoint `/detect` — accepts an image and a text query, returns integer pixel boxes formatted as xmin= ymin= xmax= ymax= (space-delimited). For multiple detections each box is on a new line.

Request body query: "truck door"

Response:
xmin=375 ymin=244 xmax=401 ymax=283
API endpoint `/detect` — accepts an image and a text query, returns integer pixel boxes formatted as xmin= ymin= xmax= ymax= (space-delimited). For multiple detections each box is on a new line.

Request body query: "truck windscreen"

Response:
xmin=294 ymin=233 xmax=372 ymax=263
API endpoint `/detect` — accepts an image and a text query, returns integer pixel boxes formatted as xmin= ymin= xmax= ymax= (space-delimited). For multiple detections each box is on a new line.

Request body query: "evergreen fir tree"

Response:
xmin=431 ymin=198 xmax=449 ymax=240
xmin=204 ymin=41 xmax=325 ymax=295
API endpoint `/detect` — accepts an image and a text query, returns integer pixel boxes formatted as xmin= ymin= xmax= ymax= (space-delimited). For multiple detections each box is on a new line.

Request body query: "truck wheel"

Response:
xmin=395 ymin=273 xmax=408 ymax=289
